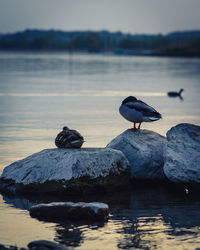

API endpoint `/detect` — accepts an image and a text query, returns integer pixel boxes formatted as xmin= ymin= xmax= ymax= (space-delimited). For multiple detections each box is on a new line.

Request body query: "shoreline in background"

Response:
xmin=0 ymin=29 xmax=200 ymax=57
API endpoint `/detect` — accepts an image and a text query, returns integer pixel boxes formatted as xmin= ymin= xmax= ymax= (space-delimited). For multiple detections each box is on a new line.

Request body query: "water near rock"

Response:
xmin=0 ymin=148 xmax=130 ymax=196
xmin=164 ymin=123 xmax=200 ymax=189
xmin=0 ymin=52 xmax=200 ymax=250
xmin=107 ymin=129 xmax=167 ymax=180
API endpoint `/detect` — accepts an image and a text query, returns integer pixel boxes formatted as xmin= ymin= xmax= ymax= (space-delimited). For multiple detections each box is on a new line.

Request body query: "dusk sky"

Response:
xmin=0 ymin=0 xmax=200 ymax=34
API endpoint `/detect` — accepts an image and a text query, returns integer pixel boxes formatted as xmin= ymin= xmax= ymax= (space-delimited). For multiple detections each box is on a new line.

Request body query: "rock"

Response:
xmin=0 ymin=244 xmax=19 ymax=250
xmin=163 ymin=123 xmax=200 ymax=189
xmin=28 ymin=240 xmax=71 ymax=250
xmin=0 ymin=148 xmax=130 ymax=196
xmin=107 ymin=129 xmax=167 ymax=180
xmin=29 ymin=201 xmax=109 ymax=222
xmin=0 ymin=241 xmax=71 ymax=250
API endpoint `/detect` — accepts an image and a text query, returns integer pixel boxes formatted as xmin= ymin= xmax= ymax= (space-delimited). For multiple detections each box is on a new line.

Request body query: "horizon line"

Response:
xmin=1 ymin=28 xmax=200 ymax=36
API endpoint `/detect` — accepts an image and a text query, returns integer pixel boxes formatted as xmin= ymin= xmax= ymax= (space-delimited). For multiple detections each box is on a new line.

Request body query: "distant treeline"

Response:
xmin=0 ymin=29 xmax=200 ymax=56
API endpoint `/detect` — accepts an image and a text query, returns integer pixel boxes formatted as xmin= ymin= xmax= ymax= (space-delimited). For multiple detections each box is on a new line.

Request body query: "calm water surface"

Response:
xmin=0 ymin=52 xmax=200 ymax=249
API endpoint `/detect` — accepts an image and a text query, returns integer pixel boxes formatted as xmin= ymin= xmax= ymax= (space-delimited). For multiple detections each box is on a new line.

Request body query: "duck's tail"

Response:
xmin=143 ymin=111 xmax=162 ymax=122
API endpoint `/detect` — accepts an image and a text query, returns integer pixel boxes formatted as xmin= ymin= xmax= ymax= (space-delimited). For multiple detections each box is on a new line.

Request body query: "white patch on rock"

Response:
xmin=33 ymin=202 xmax=109 ymax=214
xmin=107 ymin=129 xmax=167 ymax=180
xmin=81 ymin=202 xmax=109 ymax=214
xmin=163 ymin=123 xmax=200 ymax=184
xmin=1 ymin=148 xmax=129 ymax=185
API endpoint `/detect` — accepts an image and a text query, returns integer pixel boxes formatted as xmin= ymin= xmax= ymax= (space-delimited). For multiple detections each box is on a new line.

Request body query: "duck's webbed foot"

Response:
xmin=129 ymin=122 xmax=137 ymax=130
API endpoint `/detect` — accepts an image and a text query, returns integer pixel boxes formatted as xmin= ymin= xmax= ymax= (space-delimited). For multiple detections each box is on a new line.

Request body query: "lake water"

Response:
xmin=0 ymin=51 xmax=200 ymax=249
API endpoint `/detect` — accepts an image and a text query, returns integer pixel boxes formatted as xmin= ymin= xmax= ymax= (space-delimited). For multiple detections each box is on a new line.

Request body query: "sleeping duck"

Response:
xmin=55 ymin=126 xmax=84 ymax=148
xmin=119 ymin=96 xmax=162 ymax=129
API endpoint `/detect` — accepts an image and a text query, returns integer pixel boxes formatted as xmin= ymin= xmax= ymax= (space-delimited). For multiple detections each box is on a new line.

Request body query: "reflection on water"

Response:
xmin=0 ymin=52 xmax=200 ymax=249
xmin=0 ymin=90 xmax=166 ymax=97
xmin=0 ymin=195 xmax=55 ymax=248
xmin=0 ymin=188 xmax=200 ymax=249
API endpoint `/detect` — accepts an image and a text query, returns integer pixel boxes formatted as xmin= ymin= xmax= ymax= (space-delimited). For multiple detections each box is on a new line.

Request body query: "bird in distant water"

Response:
xmin=167 ymin=88 xmax=184 ymax=98
xmin=55 ymin=126 xmax=84 ymax=148
xmin=119 ymin=96 xmax=162 ymax=130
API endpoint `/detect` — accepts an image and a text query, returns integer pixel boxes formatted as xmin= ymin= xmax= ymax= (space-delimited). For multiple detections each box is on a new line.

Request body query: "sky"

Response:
xmin=0 ymin=0 xmax=200 ymax=35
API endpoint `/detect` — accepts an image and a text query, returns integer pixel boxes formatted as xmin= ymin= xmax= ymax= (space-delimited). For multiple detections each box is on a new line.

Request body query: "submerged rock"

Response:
xmin=30 ymin=201 xmax=109 ymax=221
xmin=0 ymin=241 xmax=71 ymax=250
xmin=107 ymin=129 xmax=167 ymax=180
xmin=0 ymin=244 xmax=19 ymax=250
xmin=163 ymin=123 xmax=200 ymax=189
xmin=0 ymin=148 xmax=130 ymax=196
xmin=28 ymin=240 xmax=70 ymax=250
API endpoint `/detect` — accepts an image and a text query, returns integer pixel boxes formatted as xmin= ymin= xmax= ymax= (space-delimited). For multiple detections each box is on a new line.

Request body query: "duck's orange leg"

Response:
xmin=129 ymin=122 xmax=139 ymax=130
xmin=129 ymin=122 xmax=136 ymax=130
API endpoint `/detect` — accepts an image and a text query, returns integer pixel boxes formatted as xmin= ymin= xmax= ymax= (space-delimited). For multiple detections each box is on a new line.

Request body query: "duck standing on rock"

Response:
xmin=119 ymin=96 xmax=162 ymax=130
xmin=55 ymin=126 xmax=84 ymax=148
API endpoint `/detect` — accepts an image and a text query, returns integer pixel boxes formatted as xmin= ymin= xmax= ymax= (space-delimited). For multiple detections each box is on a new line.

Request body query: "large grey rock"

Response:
xmin=163 ymin=123 xmax=200 ymax=185
xmin=0 ymin=148 xmax=130 ymax=195
xmin=30 ymin=201 xmax=109 ymax=221
xmin=107 ymin=129 xmax=167 ymax=180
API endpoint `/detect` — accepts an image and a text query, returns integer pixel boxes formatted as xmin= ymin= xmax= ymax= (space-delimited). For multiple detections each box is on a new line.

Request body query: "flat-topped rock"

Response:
xmin=28 ymin=240 xmax=71 ymax=250
xmin=0 ymin=148 xmax=130 ymax=196
xmin=30 ymin=201 xmax=109 ymax=221
xmin=163 ymin=123 xmax=200 ymax=189
xmin=107 ymin=129 xmax=167 ymax=180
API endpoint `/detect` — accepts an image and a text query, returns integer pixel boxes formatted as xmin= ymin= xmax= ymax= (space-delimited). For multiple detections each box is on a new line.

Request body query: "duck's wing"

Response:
xmin=125 ymin=100 xmax=162 ymax=118
xmin=68 ymin=130 xmax=84 ymax=141
xmin=66 ymin=130 xmax=84 ymax=148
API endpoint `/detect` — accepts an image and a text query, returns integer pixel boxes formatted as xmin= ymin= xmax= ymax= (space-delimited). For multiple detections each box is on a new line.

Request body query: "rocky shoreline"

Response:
xmin=0 ymin=123 xmax=200 ymax=197
xmin=0 ymin=123 xmax=199 ymax=228
xmin=0 ymin=124 xmax=199 ymax=249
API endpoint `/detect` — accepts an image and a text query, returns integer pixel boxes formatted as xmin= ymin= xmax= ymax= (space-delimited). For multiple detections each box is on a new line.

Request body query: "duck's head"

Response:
xmin=63 ymin=126 xmax=69 ymax=131
xmin=122 ymin=96 xmax=137 ymax=105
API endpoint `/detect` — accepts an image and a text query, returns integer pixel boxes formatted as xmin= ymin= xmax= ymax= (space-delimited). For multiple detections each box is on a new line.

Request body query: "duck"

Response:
xmin=167 ymin=88 xmax=184 ymax=97
xmin=55 ymin=126 xmax=84 ymax=148
xmin=119 ymin=96 xmax=162 ymax=129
